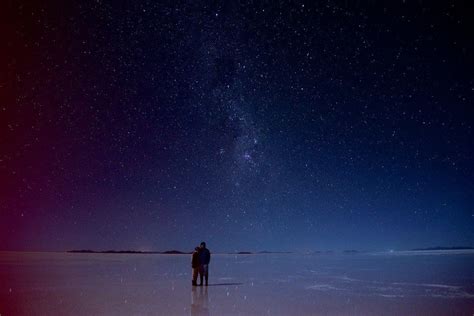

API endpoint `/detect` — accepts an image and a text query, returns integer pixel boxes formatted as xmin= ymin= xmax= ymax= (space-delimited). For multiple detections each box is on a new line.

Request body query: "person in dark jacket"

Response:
xmin=198 ymin=242 xmax=211 ymax=286
xmin=191 ymin=247 xmax=200 ymax=286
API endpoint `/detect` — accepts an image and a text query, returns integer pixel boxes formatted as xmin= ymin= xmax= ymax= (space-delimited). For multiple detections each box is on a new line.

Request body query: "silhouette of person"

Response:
xmin=198 ymin=242 xmax=211 ymax=286
xmin=191 ymin=247 xmax=200 ymax=286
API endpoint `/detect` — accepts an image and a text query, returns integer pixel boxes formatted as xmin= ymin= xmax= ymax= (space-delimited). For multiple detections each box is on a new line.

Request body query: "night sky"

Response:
xmin=1 ymin=1 xmax=473 ymax=252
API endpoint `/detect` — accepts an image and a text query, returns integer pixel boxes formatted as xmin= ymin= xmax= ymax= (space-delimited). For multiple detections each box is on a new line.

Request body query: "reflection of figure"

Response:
xmin=192 ymin=247 xmax=200 ymax=286
xmin=198 ymin=242 xmax=211 ymax=286
xmin=191 ymin=286 xmax=209 ymax=316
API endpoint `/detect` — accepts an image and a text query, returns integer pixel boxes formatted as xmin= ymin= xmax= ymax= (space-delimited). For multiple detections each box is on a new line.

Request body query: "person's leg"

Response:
xmin=199 ymin=265 xmax=204 ymax=286
xmin=204 ymin=265 xmax=209 ymax=286
xmin=192 ymin=268 xmax=198 ymax=286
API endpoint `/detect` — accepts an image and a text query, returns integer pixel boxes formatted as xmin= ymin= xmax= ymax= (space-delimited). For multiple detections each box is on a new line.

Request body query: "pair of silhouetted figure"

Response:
xmin=192 ymin=242 xmax=211 ymax=286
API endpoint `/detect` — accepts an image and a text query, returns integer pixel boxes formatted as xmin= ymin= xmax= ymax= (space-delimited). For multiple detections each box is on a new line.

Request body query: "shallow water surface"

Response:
xmin=1 ymin=251 xmax=473 ymax=315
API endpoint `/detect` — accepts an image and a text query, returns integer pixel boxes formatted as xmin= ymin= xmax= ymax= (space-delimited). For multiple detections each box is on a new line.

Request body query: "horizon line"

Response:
xmin=1 ymin=246 xmax=473 ymax=254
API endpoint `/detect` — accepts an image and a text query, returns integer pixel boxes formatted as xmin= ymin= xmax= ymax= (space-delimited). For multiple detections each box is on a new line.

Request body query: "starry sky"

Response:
xmin=1 ymin=1 xmax=473 ymax=252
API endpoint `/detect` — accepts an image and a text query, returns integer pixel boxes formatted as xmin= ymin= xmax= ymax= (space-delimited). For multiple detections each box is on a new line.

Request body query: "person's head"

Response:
xmin=200 ymin=242 xmax=206 ymax=249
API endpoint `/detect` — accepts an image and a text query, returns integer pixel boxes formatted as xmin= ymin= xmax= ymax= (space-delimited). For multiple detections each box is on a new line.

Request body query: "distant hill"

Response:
xmin=343 ymin=250 xmax=360 ymax=254
xmin=161 ymin=250 xmax=189 ymax=254
xmin=67 ymin=249 xmax=190 ymax=254
xmin=229 ymin=251 xmax=294 ymax=254
xmin=67 ymin=249 xmax=299 ymax=255
xmin=411 ymin=246 xmax=474 ymax=251
xmin=68 ymin=249 xmax=96 ymax=253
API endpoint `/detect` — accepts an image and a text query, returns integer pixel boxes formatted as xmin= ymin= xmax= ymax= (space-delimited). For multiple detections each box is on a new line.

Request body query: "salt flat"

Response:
xmin=1 ymin=251 xmax=473 ymax=315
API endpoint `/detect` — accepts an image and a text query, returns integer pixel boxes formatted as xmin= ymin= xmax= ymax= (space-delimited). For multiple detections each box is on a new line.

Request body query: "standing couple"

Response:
xmin=192 ymin=242 xmax=211 ymax=286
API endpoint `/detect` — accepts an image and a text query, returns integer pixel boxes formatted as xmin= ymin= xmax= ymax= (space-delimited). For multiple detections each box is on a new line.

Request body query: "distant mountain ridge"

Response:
xmin=67 ymin=249 xmax=295 ymax=255
xmin=67 ymin=249 xmax=190 ymax=254
xmin=230 ymin=251 xmax=293 ymax=254
xmin=68 ymin=247 xmax=474 ymax=255
xmin=411 ymin=246 xmax=474 ymax=251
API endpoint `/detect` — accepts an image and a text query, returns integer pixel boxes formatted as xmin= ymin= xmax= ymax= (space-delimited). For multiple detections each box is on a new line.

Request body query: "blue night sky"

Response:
xmin=1 ymin=1 xmax=473 ymax=252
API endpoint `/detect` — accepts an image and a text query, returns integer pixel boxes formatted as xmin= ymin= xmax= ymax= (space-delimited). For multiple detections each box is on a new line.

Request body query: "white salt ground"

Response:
xmin=1 ymin=251 xmax=473 ymax=315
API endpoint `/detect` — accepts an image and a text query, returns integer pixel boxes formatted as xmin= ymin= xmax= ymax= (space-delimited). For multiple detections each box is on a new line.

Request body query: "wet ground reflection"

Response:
xmin=191 ymin=286 xmax=209 ymax=316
